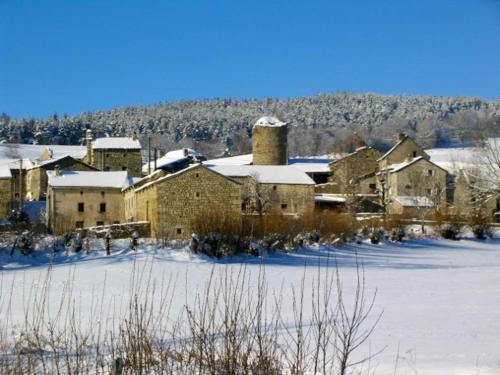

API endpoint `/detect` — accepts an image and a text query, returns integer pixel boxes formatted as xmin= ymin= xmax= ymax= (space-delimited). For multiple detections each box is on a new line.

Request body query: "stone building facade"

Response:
xmin=25 ymin=156 xmax=97 ymax=201
xmin=328 ymin=146 xmax=383 ymax=194
xmin=378 ymin=157 xmax=448 ymax=214
xmin=47 ymin=171 xmax=128 ymax=234
xmin=0 ymin=167 xmax=12 ymax=219
xmin=84 ymin=132 xmax=143 ymax=177
xmin=125 ymin=165 xmax=242 ymax=239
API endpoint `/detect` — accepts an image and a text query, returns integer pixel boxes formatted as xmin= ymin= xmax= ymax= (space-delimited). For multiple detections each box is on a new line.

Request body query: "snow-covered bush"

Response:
xmin=390 ymin=227 xmax=405 ymax=242
xmin=438 ymin=223 xmax=461 ymax=240
xmin=471 ymin=224 xmax=493 ymax=240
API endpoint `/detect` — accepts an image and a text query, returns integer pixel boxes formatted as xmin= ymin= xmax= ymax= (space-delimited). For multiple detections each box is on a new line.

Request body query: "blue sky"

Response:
xmin=1 ymin=0 xmax=499 ymax=118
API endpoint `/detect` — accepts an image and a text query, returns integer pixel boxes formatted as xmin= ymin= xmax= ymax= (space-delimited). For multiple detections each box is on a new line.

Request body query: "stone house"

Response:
xmin=84 ymin=131 xmax=143 ymax=177
xmin=124 ymin=164 xmax=242 ymax=239
xmin=327 ymin=146 xmax=383 ymax=194
xmin=206 ymin=165 xmax=316 ymax=216
xmin=24 ymin=156 xmax=98 ymax=201
xmin=47 ymin=170 xmax=130 ymax=234
xmin=378 ymin=156 xmax=448 ymax=214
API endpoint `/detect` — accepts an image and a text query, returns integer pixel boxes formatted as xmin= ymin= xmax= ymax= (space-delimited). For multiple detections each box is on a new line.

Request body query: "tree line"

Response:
xmin=1 ymin=92 xmax=498 ymax=157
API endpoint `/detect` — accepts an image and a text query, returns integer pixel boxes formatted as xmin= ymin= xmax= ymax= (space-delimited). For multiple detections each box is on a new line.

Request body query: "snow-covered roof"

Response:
xmin=48 ymin=171 xmax=130 ymax=189
xmin=142 ymin=148 xmax=205 ymax=173
xmin=254 ymin=116 xmax=287 ymax=127
xmin=28 ymin=155 xmax=95 ymax=170
xmin=385 ymin=156 xmax=423 ymax=173
xmin=1 ymin=158 xmax=34 ymax=170
xmin=0 ymin=165 xmax=12 ymax=178
xmin=426 ymin=146 xmax=486 ymax=173
xmin=0 ymin=144 xmax=87 ymax=167
xmin=164 ymin=148 xmax=204 ymax=160
xmin=314 ymin=194 xmax=346 ymax=203
xmin=393 ymin=196 xmax=434 ymax=207
xmin=289 ymin=162 xmax=331 ymax=173
xmin=206 ymin=154 xmax=253 ymax=166
xmin=134 ymin=164 xmax=241 ymax=193
xmin=207 ymin=165 xmax=315 ymax=185
xmin=93 ymin=137 xmax=141 ymax=150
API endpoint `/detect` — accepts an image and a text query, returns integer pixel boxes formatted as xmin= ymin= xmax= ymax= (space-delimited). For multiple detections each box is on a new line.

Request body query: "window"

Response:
xmin=195 ymin=173 xmax=199 ymax=178
xmin=101 ymin=191 xmax=105 ymax=196
xmin=281 ymin=203 xmax=288 ymax=210
xmin=176 ymin=227 xmax=182 ymax=235
xmin=15 ymin=193 xmax=19 ymax=198
xmin=75 ymin=221 xmax=84 ymax=228
xmin=104 ymin=166 xmax=111 ymax=171
xmin=195 ymin=191 xmax=200 ymax=198
xmin=78 ymin=202 xmax=84 ymax=212
xmin=80 ymin=191 xmax=83 ymax=195
xmin=427 ymin=188 xmax=432 ymax=194
xmin=100 ymin=203 xmax=106 ymax=213
xmin=96 ymin=221 xmax=104 ymax=226
xmin=369 ymin=183 xmax=376 ymax=190
xmin=273 ymin=185 xmax=277 ymax=191
xmin=113 ymin=221 xmax=120 ymax=225
xmin=412 ymin=151 xmax=417 ymax=157
xmin=428 ymin=169 xmax=435 ymax=176
xmin=405 ymin=184 xmax=412 ymax=190
xmin=122 ymin=166 xmax=127 ymax=171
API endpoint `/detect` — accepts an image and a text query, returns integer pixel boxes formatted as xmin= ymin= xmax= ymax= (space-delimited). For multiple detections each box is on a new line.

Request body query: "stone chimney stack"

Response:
xmin=132 ymin=131 xmax=138 ymax=141
xmin=85 ymin=129 xmax=93 ymax=165
xmin=54 ymin=165 xmax=60 ymax=176
xmin=183 ymin=148 xmax=189 ymax=156
xmin=396 ymin=132 xmax=406 ymax=142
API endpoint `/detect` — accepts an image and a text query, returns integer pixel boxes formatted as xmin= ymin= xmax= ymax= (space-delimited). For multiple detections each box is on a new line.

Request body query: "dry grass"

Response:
xmin=0 ymin=258 xmax=381 ymax=374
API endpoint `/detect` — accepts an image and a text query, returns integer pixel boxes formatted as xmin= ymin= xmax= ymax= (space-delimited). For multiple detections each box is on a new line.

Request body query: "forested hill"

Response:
xmin=1 ymin=93 xmax=499 ymax=157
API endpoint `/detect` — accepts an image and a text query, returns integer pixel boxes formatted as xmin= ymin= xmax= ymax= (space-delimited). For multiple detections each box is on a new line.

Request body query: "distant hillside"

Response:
xmin=1 ymin=93 xmax=499 ymax=157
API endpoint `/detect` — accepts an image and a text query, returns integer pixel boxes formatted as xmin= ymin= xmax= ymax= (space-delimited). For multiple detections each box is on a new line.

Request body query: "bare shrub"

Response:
xmin=0 ymin=257 xmax=382 ymax=374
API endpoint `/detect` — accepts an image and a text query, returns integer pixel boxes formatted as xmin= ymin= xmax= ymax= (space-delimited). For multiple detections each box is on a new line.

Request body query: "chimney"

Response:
xmin=85 ymin=129 xmax=93 ymax=165
xmin=132 ymin=131 xmax=138 ymax=141
xmin=33 ymin=158 xmax=40 ymax=166
xmin=54 ymin=165 xmax=60 ymax=176
xmin=396 ymin=133 xmax=406 ymax=142
xmin=46 ymin=147 xmax=53 ymax=159
xmin=183 ymin=148 xmax=189 ymax=156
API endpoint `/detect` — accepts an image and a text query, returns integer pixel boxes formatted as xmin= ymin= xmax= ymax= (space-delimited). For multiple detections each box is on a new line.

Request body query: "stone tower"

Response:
xmin=85 ymin=129 xmax=93 ymax=165
xmin=252 ymin=116 xmax=288 ymax=165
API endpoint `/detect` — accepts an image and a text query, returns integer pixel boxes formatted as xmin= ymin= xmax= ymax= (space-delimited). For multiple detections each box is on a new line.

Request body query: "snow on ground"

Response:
xmin=1 ymin=237 xmax=500 ymax=375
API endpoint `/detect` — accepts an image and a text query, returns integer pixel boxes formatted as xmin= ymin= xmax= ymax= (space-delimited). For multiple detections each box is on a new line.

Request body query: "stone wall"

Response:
xmin=229 ymin=176 xmax=314 ymax=215
xmin=47 ymin=186 xmax=124 ymax=234
xmin=77 ymin=221 xmax=150 ymax=239
xmin=92 ymin=149 xmax=143 ymax=177
xmin=0 ymin=178 xmax=11 ymax=219
xmin=132 ymin=166 xmax=242 ymax=239
xmin=328 ymin=147 xmax=382 ymax=193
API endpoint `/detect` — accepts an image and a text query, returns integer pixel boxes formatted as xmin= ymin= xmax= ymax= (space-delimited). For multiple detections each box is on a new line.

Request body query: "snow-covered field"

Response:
xmin=1 ymin=237 xmax=500 ymax=375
